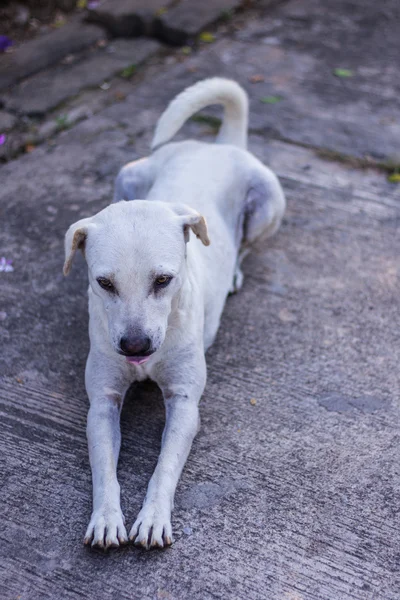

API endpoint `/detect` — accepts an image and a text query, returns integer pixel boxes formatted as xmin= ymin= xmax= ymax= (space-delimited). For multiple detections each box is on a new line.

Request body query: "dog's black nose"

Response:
xmin=119 ymin=335 xmax=152 ymax=356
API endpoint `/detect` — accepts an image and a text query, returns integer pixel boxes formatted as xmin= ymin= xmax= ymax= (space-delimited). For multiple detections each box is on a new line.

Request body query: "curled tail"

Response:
xmin=151 ymin=77 xmax=248 ymax=151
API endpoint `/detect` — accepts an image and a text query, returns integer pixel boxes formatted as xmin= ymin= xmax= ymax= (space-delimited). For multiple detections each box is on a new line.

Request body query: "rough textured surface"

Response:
xmin=2 ymin=0 xmax=398 ymax=164
xmin=84 ymin=0 xmax=177 ymax=40
xmin=85 ymin=0 xmax=246 ymax=46
xmin=159 ymin=0 xmax=243 ymax=38
xmin=3 ymin=38 xmax=161 ymax=115
xmin=92 ymin=0 xmax=173 ymax=16
xmin=0 ymin=16 xmax=104 ymax=91
xmin=1 ymin=127 xmax=399 ymax=599
xmin=1 ymin=2 xmax=400 ymax=599
xmin=120 ymin=0 xmax=399 ymax=161
xmin=0 ymin=110 xmax=17 ymax=131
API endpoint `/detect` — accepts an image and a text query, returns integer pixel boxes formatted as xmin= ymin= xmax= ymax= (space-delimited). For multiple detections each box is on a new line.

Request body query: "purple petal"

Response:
xmin=0 ymin=134 xmax=6 ymax=146
xmin=0 ymin=36 xmax=13 ymax=52
xmin=0 ymin=257 xmax=14 ymax=273
xmin=88 ymin=1 xmax=100 ymax=8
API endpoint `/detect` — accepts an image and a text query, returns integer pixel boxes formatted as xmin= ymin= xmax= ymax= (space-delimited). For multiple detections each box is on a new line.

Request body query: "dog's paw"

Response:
xmin=129 ymin=503 xmax=173 ymax=550
xmin=229 ymin=266 xmax=244 ymax=294
xmin=84 ymin=506 xmax=128 ymax=550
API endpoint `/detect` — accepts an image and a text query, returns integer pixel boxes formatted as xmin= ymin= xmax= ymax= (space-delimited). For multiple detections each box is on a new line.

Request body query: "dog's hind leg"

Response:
xmin=229 ymin=259 xmax=245 ymax=294
xmin=231 ymin=165 xmax=286 ymax=293
xmin=113 ymin=157 xmax=156 ymax=202
xmin=242 ymin=165 xmax=286 ymax=248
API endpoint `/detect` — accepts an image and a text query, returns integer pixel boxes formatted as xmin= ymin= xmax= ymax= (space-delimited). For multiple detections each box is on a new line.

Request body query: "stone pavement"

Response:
xmin=0 ymin=1 xmax=399 ymax=599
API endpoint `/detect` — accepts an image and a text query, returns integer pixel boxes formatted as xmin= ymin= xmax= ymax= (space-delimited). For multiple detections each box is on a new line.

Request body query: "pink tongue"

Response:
xmin=126 ymin=356 xmax=150 ymax=366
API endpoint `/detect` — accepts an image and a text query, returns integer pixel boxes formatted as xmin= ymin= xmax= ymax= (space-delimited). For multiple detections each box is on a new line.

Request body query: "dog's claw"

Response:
xmin=129 ymin=504 xmax=173 ymax=550
xmin=163 ymin=535 xmax=172 ymax=547
xmin=84 ymin=507 xmax=127 ymax=550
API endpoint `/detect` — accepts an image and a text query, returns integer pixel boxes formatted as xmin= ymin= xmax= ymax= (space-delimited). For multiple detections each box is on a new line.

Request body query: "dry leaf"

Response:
xmin=249 ymin=74 xmax=265 ymax=83
xmin=388 ymin=173 xmax=400 ymax=183
xmin=199 ymin=32 xmax=215 ymax=43
xmin=114 ymin=90 xmax=126 ymax=101
xmin=260 ymin=95 xmax=283 ymax=104
xmin=333 ymin=68 xmax=353 ymax=78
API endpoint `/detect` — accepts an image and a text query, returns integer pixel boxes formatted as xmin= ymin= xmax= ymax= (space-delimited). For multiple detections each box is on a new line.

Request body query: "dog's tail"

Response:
xmin=151 ymin=77 xmax=248 ymax=151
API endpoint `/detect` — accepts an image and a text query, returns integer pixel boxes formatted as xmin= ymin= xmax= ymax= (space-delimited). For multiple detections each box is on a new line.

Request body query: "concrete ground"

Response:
xmin=0 ymin=1 xmax=399 ymax=599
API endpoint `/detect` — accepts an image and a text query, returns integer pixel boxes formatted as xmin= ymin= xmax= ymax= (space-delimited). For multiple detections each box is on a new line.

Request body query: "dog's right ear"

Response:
xmin=63 ymin=217 xmax=93 ymax=276
xmin=172 ymin=204 xmax=210 ymax=246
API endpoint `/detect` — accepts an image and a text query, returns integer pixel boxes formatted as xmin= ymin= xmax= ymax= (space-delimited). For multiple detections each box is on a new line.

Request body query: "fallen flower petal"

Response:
xmin=0 ymin=134 xmax=6 ymax=146
xmin=0 ymin=257 xmax=14 ymax=273
xmin=0 ymin=36 xmax=13 ymax=52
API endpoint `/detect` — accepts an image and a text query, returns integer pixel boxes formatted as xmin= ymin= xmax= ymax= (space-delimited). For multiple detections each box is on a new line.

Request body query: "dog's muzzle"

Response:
xmin=118 ymin=335 xmax=154 ymax=365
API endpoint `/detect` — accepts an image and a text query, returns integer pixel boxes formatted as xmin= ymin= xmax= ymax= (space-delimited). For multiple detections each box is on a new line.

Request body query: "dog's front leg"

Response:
xmin=129 ymin=354 xmax=206 ymax=549
xmin=83 ymin=351 xmax=131 ymax=549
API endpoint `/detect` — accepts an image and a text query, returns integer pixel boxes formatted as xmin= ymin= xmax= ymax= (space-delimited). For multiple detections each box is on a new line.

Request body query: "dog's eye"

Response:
xmin=97 ymin=277 xmax=115 ymax=293
xmin=155 ymin=275 xmax=172 ymax=287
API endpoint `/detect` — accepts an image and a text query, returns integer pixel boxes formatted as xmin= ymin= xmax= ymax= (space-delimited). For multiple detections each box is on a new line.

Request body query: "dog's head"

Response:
xmin=64 ymin=200 xmax=209 ymax=365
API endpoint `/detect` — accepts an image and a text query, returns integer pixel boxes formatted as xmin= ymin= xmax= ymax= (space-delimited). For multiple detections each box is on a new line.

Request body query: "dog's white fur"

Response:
xmin=64 ymin=78 xmax=285 ymax=550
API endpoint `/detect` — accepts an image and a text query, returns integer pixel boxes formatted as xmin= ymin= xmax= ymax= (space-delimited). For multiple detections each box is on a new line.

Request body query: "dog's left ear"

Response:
xmin=172 ymin=204 xmax=210 ymax=246
xmin=63 ymin=217 xmax=93 ymax=275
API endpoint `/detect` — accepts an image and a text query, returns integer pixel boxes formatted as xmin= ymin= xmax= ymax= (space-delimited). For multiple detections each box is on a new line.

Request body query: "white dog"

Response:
xmin=64 ymin=78 xmax=285 ymax=550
